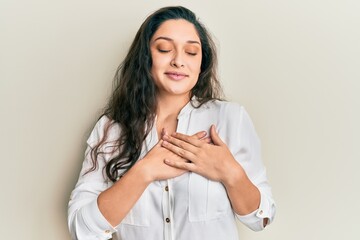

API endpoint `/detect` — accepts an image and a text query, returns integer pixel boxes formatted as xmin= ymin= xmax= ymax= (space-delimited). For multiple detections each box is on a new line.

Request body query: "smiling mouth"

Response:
xmin=164 ymin=72 xmax=189 ymax=80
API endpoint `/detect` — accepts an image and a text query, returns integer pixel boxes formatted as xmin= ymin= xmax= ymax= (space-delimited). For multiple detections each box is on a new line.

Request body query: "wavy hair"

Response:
xmin=87 ymin=6 xmax=222 ymax=182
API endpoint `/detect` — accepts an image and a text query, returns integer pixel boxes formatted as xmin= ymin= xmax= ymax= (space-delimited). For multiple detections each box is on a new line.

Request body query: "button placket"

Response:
xmin=161 ymin=179 xmax=173 ymax=240
xmin=162 ymin=109 xmax=188 ymax=239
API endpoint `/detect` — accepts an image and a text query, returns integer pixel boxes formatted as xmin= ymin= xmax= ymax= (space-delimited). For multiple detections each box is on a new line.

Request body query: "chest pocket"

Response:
xmin=188 ymin=173 xmax=231 ymax=222
xmin=107 ymin=181 xmax=150 ymax=227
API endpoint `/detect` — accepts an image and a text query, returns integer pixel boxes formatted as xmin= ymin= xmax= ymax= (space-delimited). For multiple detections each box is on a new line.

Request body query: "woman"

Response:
xmin=68 ymin=6 xmax=275 ymax=240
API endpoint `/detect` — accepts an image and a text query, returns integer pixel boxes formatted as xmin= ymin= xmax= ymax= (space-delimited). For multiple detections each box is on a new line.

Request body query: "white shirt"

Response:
xmin=68 ymin=100 xmax=276 ymax=240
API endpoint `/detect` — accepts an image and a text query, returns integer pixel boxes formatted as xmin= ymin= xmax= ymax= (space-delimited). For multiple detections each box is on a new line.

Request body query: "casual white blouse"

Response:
xmin=68 ymin=99 xmax=276 ymax=240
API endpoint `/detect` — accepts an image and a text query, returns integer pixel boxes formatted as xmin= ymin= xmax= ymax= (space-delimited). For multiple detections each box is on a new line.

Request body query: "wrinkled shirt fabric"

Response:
xmin=68 ymin=100 xmax=276 ymax=240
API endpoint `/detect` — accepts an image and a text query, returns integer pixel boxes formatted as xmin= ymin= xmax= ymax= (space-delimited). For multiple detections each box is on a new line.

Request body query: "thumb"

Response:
xmin=210 ymin=125 xmax=224 ymax=146
xmin=161 ymin=128 xmax=169 ymax=137
xmin=156 ymin=128 xmax=168 ymax=146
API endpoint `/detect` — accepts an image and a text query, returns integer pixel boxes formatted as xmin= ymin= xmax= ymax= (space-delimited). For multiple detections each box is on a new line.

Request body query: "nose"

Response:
xmin=170 ymin=52 xmax=184 ymax=68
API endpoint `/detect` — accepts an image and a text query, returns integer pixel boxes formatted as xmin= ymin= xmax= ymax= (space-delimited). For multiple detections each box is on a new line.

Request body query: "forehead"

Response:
xmin=151 ymin=19 xmax=200 ymax=43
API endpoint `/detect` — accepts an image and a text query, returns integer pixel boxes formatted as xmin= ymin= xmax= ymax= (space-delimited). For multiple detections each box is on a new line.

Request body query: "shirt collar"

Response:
xmin=177 ymin=96 xmax=199 ymax=119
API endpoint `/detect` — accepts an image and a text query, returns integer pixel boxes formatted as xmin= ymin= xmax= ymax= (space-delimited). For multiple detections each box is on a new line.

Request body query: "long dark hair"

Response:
xmin=88 ymin=6 xmax=222 ymax=182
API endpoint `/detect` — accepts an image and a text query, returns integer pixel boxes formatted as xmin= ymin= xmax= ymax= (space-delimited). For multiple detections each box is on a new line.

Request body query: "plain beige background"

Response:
xmin=1 ymin=0 xmax=359 ymax=239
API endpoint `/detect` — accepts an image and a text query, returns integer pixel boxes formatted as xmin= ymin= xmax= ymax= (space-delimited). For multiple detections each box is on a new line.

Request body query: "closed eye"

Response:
xmin=186 ymin=52 xmax=197 ymax=56
xmin=158 ymin=49 xmax=171 ymax=53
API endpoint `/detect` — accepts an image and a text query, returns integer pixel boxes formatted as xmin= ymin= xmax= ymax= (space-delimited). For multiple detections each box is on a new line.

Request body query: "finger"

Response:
xmin=163 ymin=134 xmax=199 ymax=153
xmin=155 ymin=139 xmax=163 ymax=147
xmin=161 ymin=128 xmax=169 ymax=137
xmin=202 ymin=137 xmax=213 ymax=144
xmin=162 ymin=140 xmax=197 ymax=161
xmin=156 ymin=128 xmax=169 ymax=147
xmin=191 ymin=131 xmax=207 ymax=140
xmin=170 ymin=132 xmax=203 ymax=147
xmin=164 ymin=158 xmax=197 ymax=172
xmin=210 ymin=125 xmax=224 ymax=146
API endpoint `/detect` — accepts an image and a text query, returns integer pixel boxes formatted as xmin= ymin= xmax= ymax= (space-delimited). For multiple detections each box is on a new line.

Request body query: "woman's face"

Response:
xmin=150 ymin=19 xmax=202 ymax=99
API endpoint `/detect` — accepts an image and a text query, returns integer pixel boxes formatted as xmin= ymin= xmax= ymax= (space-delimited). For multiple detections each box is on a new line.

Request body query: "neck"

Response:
xmin=156 ymin=93 xmax=191 ymax=119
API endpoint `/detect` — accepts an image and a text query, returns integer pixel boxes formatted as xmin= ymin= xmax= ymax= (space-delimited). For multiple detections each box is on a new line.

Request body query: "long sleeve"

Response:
xmin=68 ymin=116 xmax=119 ymax=240
xmin=229 ymin=106 xmax=276 ymax=231
xmin=67 ymin=102 xmax=276 ymax=240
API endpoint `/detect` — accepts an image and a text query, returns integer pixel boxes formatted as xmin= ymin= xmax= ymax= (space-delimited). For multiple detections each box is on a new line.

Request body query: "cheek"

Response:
xmin=151 ymin=60 xmax=163 ymax=78
xmin=150 ymin=51 xmax=161 ymax=72
xmin=151 ymin=52 xmax=170 ymax=68
xmin=190 ymin=56 xmax=202 ymax=74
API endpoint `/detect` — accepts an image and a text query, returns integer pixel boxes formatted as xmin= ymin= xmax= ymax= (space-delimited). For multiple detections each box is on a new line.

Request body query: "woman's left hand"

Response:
xmin=161 ymin=125 xmax=241 ymax=183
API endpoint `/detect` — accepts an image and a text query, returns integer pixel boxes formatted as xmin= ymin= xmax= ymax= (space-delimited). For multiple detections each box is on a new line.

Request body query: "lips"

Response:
xmin=164 ymin=71 xmax=189 ymax=80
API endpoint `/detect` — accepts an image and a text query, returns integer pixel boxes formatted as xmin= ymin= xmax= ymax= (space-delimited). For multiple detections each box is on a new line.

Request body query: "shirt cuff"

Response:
xmin=235 ymin=192 xmax=274 ymax=231
xmin=80 ymin=199 xmax=117 ymax=239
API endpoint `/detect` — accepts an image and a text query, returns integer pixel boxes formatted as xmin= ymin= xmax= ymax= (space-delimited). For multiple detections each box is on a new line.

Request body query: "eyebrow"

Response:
xmin=153 ymin=36 xmax=201 ymax=45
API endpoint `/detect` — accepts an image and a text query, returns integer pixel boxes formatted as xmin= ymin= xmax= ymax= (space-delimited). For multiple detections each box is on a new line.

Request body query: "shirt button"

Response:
xmin=259 ymin=210 xmax=263 ymax=215
xmin=165 ymin=218 xmax=170 ymax=223
xmin=165 ymin=186 xmax=169 ymax=191
xmin=104 ymin=230 xmax=111 ymax=234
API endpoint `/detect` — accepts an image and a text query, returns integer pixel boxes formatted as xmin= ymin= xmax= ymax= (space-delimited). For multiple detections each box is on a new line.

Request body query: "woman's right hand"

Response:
xmin=139 ymin=130 xmax=209 ymax=182
xmin=96 ymin=130 xmax=210 ymax=227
